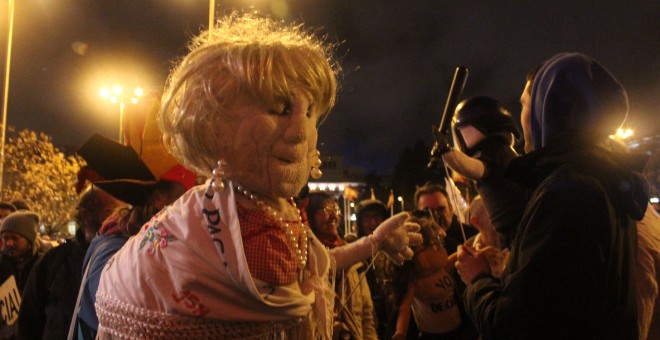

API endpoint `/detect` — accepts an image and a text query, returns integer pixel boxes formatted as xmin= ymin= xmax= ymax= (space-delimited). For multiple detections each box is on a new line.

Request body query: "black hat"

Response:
xmin=78 ymin=134 xmax=160 ymax=206
xmin=77 ymin=134 xmax=155 ymax=182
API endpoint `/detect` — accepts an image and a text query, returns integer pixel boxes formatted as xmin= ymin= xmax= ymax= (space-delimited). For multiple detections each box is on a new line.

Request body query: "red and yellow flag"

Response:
xmin=386 ymin=190 xmax=394 ymax=209
xmin=344 ymin=186 xmax=358 ymax=201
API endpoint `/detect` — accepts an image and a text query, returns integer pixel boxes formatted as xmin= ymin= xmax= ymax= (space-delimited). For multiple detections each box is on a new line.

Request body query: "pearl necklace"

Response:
xmin=234 ymin=184 xmax=308 ymax=270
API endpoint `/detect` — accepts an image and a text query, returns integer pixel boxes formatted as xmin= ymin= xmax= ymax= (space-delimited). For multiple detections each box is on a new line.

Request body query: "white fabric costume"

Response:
xmin=95 ymin=182 xmax=335 ymax=339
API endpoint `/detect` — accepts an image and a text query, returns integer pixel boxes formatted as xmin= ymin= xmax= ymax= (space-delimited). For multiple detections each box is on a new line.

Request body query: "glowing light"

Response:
xmin=651 ymin=197 xmax=659 ymax=204
xmin=99 ymin=85 xmax=143 ymax=143
xmin=610 ymin=128 xmax=634 ymax=140
xmin=308 ymin=183 xmax=318 ymax=191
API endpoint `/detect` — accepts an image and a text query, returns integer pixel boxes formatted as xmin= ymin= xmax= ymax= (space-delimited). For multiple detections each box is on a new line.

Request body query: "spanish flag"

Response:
xmin=386 ymin=189 xmax=394 ymax=209
xmin=344 ymin=186 xmax=358 ymax=201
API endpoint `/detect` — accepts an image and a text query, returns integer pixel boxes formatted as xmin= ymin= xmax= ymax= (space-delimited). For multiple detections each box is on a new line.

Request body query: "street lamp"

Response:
xmin=99 ymin=86 xmax=143 ymax=144
xmin=0 ymin=0 xmax=16 ymax=193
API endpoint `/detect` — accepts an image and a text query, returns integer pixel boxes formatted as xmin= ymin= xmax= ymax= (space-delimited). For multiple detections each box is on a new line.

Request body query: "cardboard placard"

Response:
xmin=0 ymin=276 xmax=21 ymax=326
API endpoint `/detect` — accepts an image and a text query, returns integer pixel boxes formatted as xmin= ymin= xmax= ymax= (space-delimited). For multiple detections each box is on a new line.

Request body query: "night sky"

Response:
xmin=2 ymin=0 xmax=659 ymax=175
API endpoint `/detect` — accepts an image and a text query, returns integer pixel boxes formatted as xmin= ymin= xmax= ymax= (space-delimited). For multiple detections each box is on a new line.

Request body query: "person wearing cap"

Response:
xmin=435 ymin=96 xmax=528 ymax=248
xmin=0 ymin=210 xmax=42 ymax=292
xmin=17 ymin=186 xmax=123 ymax=340
xmin=356 ymin=199 xmax=389 ymax=238
xmin=456 ymin=52 xmax=649 ymax=338
xmin=0 ymin=210 xmax=42 ymax=338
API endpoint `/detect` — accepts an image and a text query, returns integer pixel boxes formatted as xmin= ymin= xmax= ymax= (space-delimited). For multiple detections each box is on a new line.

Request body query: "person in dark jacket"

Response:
xmin=355 ymin=199 xmax=391 ymax=339
xmin=16 ymin=186 xmax=122 ymax=340
xmin=0 ymin=210 xmax=43 ymax=338
xmin=455 ymin=52 xmax=649 ymax=339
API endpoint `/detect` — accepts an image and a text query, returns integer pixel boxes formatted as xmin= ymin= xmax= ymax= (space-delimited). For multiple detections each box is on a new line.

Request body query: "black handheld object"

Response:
xmin=428 ymin=66 xmax=469 ymax=168
xmin=438 ymin=66 xmax=469 ymax=135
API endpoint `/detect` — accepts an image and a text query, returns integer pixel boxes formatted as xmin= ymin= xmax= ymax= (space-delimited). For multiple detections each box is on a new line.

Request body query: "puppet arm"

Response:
xmin=442 ymin=149 xmax=485 ymax=180
xmin=331 ymin=212 xmax=422 ymax=270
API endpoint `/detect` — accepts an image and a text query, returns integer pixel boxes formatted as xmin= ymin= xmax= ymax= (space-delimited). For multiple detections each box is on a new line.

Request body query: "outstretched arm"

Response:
xmin=331 ymin=212 xmax=422 ymax=270
xmin=442 ymin=149 xmax=485 ymax=180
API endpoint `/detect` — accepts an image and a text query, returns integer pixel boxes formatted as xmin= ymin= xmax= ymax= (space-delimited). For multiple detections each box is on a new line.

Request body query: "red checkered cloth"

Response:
xmin=237 ymin=202 xmax=305 ymax=285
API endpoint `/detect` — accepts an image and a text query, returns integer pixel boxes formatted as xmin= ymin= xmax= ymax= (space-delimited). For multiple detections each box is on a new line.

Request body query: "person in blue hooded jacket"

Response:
xmin=455 ymin=52 xmax=649 ymax=339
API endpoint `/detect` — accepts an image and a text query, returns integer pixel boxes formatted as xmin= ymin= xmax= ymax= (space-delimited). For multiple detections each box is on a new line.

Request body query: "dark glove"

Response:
xmin=432 ymin=125 xmax=453 ymax=155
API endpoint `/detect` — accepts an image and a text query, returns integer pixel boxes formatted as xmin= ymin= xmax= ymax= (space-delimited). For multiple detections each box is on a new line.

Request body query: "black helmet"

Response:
xmin=452 ymin=96 xmax=520 ymax=154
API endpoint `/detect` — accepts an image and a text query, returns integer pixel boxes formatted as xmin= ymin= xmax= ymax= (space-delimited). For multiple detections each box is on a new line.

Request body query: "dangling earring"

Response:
xmin=310 ymin=150 xmax=323 ymax=180
xmin=212 ymin=160 xmax=226 ymax=192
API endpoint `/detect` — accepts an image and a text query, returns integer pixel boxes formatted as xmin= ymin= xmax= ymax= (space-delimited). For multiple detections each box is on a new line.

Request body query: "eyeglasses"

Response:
xmin=322 ymin=206 xmax=342 ymax=215
xmin=412 ymin=208 xmax=443 ymax=226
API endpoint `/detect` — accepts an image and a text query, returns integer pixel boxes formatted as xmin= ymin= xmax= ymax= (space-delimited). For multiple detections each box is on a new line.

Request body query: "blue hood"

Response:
xmin=530 ymin=52 xmax=629 ymax=150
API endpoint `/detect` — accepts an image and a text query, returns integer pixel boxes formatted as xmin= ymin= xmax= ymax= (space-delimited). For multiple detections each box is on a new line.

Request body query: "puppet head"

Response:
xmin=160 ymin=12 xmax=340 ymax=200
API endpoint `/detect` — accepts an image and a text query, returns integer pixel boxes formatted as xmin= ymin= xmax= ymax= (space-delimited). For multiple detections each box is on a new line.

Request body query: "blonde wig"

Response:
xmin=160 ymin=11 xmax=340 ymax=176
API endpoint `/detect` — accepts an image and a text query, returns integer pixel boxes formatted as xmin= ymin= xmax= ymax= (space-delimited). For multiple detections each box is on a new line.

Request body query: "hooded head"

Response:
xmin=530 ymin=52 xmax=628 ymax=150
xmin=355 ymin=199 xmax=388 ymax=237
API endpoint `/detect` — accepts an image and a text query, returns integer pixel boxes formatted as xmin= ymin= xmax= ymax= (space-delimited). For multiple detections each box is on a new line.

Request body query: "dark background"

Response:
xmin=2 ymin=0 xmax=658 ymax=175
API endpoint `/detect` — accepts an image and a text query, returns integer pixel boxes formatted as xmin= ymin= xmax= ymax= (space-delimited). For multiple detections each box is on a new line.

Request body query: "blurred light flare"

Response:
xmin=610 ymin=128 xmax=634 ymax=140
xmin=99 ymin=85 xmax=144 ymax=143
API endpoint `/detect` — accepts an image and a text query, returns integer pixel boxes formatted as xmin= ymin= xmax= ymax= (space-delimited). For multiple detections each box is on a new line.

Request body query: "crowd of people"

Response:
xmin=0 ymin=10 xmax=656 ymax=340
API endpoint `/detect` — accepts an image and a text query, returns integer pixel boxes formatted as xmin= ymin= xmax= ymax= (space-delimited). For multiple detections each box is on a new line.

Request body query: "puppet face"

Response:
xmin=217 ymin=89 xmax=320 ymax=200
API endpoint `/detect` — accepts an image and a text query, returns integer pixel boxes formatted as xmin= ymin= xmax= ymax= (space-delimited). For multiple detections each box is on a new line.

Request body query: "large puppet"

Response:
xmin=95 ymin=12 xmax=421 ymax=339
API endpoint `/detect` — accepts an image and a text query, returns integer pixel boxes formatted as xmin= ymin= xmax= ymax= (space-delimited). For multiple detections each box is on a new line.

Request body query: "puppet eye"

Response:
xmin=269 ymin=101 xmax=292 ymax=116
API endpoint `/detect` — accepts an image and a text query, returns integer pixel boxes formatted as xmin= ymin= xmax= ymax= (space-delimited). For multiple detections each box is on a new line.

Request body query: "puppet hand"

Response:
xmin=371 ymin=212 xmax=422 ymax=266
xmin=432 ymin=125 xmax=453 ymax=155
